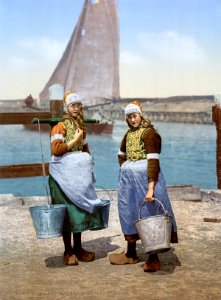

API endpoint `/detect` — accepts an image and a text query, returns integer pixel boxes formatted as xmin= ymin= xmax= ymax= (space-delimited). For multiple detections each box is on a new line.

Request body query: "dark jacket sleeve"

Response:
xmin=82 ymin=125 xmax=90 ymax=154
xmin=118 ymin=132 xmax=127 ymax=166
xmin=142 ymin=128 xmax=161 ymax=182
xmin=50 ymin=122 xmax=68 ymax=156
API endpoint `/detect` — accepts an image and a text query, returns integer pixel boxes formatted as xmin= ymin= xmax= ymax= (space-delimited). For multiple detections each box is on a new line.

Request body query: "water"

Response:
xmin=0 ymin=121 xmax=216 ymax=196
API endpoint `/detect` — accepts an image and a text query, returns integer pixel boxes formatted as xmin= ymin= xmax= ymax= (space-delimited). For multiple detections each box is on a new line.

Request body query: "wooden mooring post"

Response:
xmin=212 ymin=103 xmax=221 ymax=189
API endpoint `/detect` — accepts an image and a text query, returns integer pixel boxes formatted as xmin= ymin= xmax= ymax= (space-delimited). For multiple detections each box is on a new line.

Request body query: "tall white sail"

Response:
xmin=39 ymin=0 xmax=119 ymax=106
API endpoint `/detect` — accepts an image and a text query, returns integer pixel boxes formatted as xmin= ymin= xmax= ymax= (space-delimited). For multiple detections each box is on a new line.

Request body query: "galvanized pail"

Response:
xmin=134 ymin=199 xmax=172 ymax=254
xmin=29 ymin=204 xmax=66 ymax=239
xmin=91 ymin=199 xmax=111 ymax=231
xmin=101 ymin=199 xmax=111 ymax=228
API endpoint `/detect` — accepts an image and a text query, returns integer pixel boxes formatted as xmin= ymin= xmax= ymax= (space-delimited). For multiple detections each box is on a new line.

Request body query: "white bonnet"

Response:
xmin=64 ymin=92 xmax=81 ymax=107
xmin=124 ymin=103 xmax=142 ymax=116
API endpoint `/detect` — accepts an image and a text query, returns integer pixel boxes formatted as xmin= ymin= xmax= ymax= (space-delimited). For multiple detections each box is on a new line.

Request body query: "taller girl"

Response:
xmin=109 ymin=100 xmax=178 ymax=272
xmin=49 ymin=92 xmax=103 ymax=266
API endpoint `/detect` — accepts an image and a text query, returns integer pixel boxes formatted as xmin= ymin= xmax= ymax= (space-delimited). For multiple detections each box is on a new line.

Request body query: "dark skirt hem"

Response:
xmin=49 ymin=176 xmax=104 ymax=232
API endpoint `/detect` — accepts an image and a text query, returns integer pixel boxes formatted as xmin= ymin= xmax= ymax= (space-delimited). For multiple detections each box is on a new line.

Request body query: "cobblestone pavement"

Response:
xmin=0 ymin=189 xmax=221 ymax=300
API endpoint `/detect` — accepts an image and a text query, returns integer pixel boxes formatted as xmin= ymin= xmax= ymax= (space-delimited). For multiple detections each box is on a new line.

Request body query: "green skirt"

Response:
xmin=49 ymin=176 xmax=104 ymax=232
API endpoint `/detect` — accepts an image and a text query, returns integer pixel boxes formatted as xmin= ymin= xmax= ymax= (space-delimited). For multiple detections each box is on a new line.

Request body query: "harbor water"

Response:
xmin=0 ymin=121 xmax=216 ymax=196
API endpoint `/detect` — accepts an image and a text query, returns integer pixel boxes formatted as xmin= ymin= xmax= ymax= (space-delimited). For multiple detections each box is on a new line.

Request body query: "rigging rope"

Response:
xmin=37 ymin=119 xmax=51 ymax=205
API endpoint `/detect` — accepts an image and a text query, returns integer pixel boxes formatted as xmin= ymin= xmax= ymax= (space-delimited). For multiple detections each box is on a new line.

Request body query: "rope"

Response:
xmin=95 ymin=185 xmax=113 ymax=202
xmin=36 ymin=119 xmax=51 ymax=205
xmin=90 ymin=123 xmax=95 ymax=165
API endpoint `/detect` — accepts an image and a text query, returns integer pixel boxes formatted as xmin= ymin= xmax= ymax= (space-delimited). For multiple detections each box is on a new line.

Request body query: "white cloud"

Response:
xmin=120 ymin=31 xmax=206 ymax=70
xmin=120 ymin=31 xmax=219 ymax=98
xmin=1 ymin=36 xmax=66 ymax=75
xmin=137 ymin=30 xmax=206 ymax=63
xmin=0 ymin=36 xmax=67 ymax=99
xmin=17 ymin=37 xmax=66 ymax=63
xmin=120 ymin=50 xmax=146 ymax=66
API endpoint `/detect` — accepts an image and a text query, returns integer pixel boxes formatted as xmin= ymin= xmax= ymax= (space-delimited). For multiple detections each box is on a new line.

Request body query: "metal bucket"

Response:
xmin=101 ymin=199 xmax=111 ymax=228
xmin=29 ymin=204 xmax=66 ymax=239
xmin=134 ymin=199 xmax=172 ymax=254
xmin=91 ymin=199 xmax=111 ymax=230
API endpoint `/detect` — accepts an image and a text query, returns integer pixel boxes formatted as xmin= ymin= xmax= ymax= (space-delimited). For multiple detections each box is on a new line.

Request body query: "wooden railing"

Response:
xmin=0 ymin=111 xmax=52 ymax=178
xmin=0 ymin=111 xmax=51 ymax=125
xmin=0 ymin=99 xmax=68 ymax=178
xmin=0 ymin=162 xmax=49 ymax=178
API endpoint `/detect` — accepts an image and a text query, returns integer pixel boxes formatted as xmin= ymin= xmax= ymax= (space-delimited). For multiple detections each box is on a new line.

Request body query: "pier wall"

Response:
xmin=85 ymin=106 xmax=212 ymax=124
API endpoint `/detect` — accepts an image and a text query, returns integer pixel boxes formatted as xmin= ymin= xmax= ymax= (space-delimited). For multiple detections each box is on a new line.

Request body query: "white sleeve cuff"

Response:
xmin=118 ymin=150 xmax=126 ymax=156
xmin=51 ymin=134 xmax=65 ymax=143
xmin=147 ymin=153 xmax=159 ymax=159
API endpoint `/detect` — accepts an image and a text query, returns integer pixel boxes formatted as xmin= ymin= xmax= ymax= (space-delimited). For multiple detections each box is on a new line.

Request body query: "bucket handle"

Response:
xmin=96 ymin=185 xmax=113 ymax=202
xmin=138 ymin=198 xmax=169 ymax=220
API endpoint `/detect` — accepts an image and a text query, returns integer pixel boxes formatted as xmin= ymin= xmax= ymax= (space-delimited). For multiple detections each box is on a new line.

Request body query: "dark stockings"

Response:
xmin=126 ymin=241 xmax=137 ymax=259
xmin=62 ymin=231 xmax=72 ymax=254
xmin=62 ymin=232 xmax=82 ymax=254
xmin=73 ymin=232 xmax=82 ymax=253
xmin=148 ymin=253 xmax=159 ymax=262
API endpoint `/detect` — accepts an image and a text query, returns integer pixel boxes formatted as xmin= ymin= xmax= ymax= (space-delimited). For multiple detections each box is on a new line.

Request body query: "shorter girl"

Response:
xmin=49 ymin=92 xmax=103 ymax=266
xmin=109 ymin=100 xmax=178 ymax=272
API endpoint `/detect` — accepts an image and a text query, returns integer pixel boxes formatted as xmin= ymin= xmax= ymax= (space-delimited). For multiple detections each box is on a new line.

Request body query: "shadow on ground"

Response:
xmin=45 ymin=235 xmax=120 ymax=268
xmin=138 ymin=246 xmax=181 ymax=275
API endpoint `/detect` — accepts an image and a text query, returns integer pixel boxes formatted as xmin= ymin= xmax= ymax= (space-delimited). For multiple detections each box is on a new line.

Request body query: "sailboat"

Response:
xmin=38 ymin=0 xmax=120 ymax=133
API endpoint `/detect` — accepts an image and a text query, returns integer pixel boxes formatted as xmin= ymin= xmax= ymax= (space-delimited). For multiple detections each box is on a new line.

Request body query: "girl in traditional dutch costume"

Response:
xmin=49 ymin=92 xmax=103 ymax=266
xmin=109 ymin=100 xmax=178 ymax=272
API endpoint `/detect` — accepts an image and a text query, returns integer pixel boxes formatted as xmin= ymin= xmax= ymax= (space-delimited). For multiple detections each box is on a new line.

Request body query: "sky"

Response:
xmin=1 ymin=0 xmax=221 ymax=100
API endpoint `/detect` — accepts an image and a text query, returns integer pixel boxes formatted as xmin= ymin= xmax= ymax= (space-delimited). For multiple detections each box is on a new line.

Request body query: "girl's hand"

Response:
xmin=74 ymin=128 xmax=83 ymax=141
xmin=145 ymin=188 xmax=154 ymax=202
xmin=66 ymin=128 xmax=83 ymax=150
xmin=145 ymin=180 xmax=155 ymax=202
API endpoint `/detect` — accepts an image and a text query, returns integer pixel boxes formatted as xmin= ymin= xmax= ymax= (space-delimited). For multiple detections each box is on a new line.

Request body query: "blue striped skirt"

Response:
xmin=118 ymin=159 xmax=177 ymax=235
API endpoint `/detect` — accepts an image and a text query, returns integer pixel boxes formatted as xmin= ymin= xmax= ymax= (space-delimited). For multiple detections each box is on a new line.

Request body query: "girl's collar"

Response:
xmin=130 ymin=125 xmax=142 ymax=131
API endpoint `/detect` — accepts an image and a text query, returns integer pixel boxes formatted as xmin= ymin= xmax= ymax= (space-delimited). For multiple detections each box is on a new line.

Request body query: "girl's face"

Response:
xmin=68 ymin=103 xmax=82 ymax=118
xmin=126 ymin=113 xmax=142 ymax=128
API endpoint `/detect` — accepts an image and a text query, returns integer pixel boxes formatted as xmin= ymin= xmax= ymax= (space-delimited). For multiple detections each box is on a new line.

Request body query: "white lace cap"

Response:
xmin=65 ymin=93 xmax=82 ymax=107
xmin=124 ymin=103 xmax=142 ymax=115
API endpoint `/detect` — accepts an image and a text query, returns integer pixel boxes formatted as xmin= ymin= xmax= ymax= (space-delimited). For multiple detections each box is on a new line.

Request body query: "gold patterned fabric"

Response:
xmin=126 ymin=127 xmax=147 ymax=161
xmin=64 ymin=119 xmax=83 ymax=151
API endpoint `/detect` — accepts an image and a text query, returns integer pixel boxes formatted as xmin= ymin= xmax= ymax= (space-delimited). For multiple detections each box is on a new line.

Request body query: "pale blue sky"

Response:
xmin=1 ymin=0 xmax=221 ymax=99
